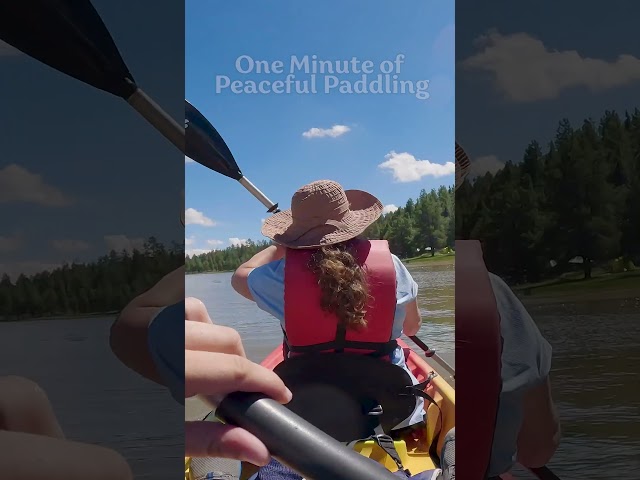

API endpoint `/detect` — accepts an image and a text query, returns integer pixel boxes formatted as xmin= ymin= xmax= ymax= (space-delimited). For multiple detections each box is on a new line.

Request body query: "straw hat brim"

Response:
xmin=261 ymin=189 xmax=383 ymax=249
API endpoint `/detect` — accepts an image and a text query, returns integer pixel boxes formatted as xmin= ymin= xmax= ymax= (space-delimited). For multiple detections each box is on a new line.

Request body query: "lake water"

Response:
xmin=0 ymin=317 xmax=183 ymax=479
xmin=523 ymin=305 xmax=640 ymax=479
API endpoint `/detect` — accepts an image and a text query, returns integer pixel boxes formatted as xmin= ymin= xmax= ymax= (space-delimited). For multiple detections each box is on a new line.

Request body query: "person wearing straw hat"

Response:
xmin=231 ymin=179 xmax=429 ymax=476
xmin=232 ymin=179 xmax=424 ymax=412
xmin=455 ymin=143 xmax=560 ymax=477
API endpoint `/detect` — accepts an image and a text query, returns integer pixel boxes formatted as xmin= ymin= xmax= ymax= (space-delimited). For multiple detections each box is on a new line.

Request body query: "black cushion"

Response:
xmin=273 ymin=353 xmax=417 ymax=442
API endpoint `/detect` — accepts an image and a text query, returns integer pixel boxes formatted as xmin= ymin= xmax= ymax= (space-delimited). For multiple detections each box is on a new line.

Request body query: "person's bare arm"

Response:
xmin=109 ymin=266 xmax=185 ymax=385
xmin=516 ymin=376 xmax=561 ymax=467
xmin=402 ymin=299 xmax=422 ymax=336
xmin=0 ymin=431 xmax=132 ymax=480
xmin=231 ymin=245 xmax=286 ymax=301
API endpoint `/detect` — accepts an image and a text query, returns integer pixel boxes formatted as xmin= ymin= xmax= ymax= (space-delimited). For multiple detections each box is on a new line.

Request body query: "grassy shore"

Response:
xmin=403 ymin=252 xmax=455 ymax=266
xmin=514 ymin=270 xmax=640 ymax=295
xmin=513 ymin=269 xmax=640 ymax=309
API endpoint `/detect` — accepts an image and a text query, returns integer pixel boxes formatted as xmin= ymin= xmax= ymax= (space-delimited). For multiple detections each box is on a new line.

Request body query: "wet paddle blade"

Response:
xmin=185 ymin=99 xmax=243 ymax=181
xmin=0 ymin=0 xmax=137 ymax=98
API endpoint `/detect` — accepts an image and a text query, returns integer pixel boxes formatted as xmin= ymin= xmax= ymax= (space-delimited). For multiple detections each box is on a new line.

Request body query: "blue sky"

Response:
xmin=185 ymin=0 xmax=455 ymax=255
xmin=455 ymin=1 xmax=640 ymax=177
xmin=0 ymin=1 xmax=184 ymax=280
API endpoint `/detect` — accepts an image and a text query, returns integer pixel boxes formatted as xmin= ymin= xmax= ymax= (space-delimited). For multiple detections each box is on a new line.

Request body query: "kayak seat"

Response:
xmin=273 ymin=352 xmax=420 ymax=441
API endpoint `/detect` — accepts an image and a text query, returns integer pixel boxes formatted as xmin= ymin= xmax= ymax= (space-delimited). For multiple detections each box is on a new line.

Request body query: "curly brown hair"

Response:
xmin=308 ymin=241 xmax=370 ymax=330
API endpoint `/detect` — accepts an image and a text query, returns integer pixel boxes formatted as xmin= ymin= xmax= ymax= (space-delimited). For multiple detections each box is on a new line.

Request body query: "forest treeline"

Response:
xmin=185 ymin=186 xmax=455 ymax=274
xmin=457 ymin=108 xmax=640 ymax=284
xmin=0 ymin=238 xmax=182 ymax=321
xmin=12 ymin=108 xmax=634 ymax=318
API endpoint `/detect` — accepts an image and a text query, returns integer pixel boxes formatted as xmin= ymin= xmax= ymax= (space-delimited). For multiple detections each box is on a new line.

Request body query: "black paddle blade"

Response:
xmin=0 ymin=0 xmax=137 ymax=99
xmin=185 ymin=99 xmax=243 ymax=181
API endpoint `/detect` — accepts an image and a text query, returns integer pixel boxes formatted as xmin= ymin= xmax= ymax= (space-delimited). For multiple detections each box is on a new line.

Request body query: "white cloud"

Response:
xmin=229 ymin=237 xmax=248 ymax=247
xmin=461 ymin=30 xmax=640 ymax=102
xmin=185 ymin=248 xmax=215 ymax=257
xmin=260 ymin=218 xmax=266 ymax=224
xmin=184 ymin=238 xmax=224 ymax=257
xmin=185 ymin=208 xmax=216 ymax=226
xmin=0 ymin=262 xmax=62 ymax=282
xmin=432 ymin=24 xmax=455 ymax=63
xmin=185 ymin=156 xmax=194 ymax=163
xmin=0 ymin=164 xmax=71 ymax=206
xmin=0 ymin=233 xmax=22 ymax=253
xmin=378 ymin=151 xmax=455 ymax=182
xmin=52 ymin=239 xmax=90 ymax=253
xmin=469 ymin=155 xmax=505 ymax=178
xmin=302 ymin=125 xmax=351 ymax=139
xmin=0 ymin=40 xmax=21 ymax=57
xmin=104 ymin=235 xmax=145 ymax=254
xmin=382 ymin=204 xmax=398 ymax=215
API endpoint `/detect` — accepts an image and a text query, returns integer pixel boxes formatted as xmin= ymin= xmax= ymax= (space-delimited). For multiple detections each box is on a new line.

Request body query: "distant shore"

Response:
xmin=515 ymin=270 xmax=640 ymax=314
xmin=185 ymin=269 xmax=233 ymax=275
xmin=7 ymin=261 xmax=638 ymax=322
xmin=1 ymin=311 xmax=118 ymax=323
xmin=403 ymin=252 xmax=455 ymax=266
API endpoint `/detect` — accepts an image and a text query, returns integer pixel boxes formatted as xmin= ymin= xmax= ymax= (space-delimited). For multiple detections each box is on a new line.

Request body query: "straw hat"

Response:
xmin=455 ymin=141 xmax=471 ymax=191
xmin=261 ymin=180 xmax=383 ymax=249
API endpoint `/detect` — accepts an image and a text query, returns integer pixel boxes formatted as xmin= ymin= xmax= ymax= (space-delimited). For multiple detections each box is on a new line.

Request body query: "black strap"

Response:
xmin=285 ymin=338 xmax=399 ymax=356
xmin=423 ymin=389 xmax=443 ymax=468
xmin=346 ymin=431 xmax=411 ymax=477
xmin=335 ymin=324 xmax=346 ymax=353
xmin=373 ymin=433 xmax=412 ymax=476
xmin=398 ymin=371 xmax=444 ymax=468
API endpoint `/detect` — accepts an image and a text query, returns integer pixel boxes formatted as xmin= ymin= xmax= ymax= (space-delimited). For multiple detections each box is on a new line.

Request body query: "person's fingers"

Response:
xmin=185 ymin=297 xmax=213 ymax=324
xmin=185 ymin=350 xmax=292 ymax=404
xmin=185 ymin=321 xmax=246 ymax=357
xmin=185 ymin=421 xmax=271 ymax=466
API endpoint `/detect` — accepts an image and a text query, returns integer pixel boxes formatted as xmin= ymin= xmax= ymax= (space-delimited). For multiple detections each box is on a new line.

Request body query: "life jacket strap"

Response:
xmin=282 ymin=324 xmax=398 ymax=357
xmin=346 ymin=431 xmax=411 ymax=476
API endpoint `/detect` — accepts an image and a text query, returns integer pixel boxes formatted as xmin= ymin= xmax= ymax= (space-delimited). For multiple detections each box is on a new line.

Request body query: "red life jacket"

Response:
xmin=455 ymin=240 xmax=503 ymax=479
xmin=283 ymin=239 xmax=398 ymax=358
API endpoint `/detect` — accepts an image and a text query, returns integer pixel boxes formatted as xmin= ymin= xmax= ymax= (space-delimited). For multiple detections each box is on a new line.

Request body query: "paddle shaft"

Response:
xmin=210 ymin=393 xmax=400 ymax=480
xmin=408 ymin=335 xmax=455 ymax=380
xmin=126 ymin=88 xmax=184 ymax=153
xmin=239 ymin=176 xmax=280 ymax=213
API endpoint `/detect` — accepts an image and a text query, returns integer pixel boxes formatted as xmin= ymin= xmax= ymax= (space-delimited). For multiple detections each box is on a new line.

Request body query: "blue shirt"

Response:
xmin=147 ymin=300 xmax=185 ymax=405
xmin=246 ymin=254 xmax=419 ymax=349
xmin=488 ymin=273 xmax=553 ymax=476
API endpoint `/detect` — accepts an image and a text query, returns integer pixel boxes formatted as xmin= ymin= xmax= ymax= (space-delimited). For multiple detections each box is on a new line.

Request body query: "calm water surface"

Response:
xmin=0 ymin=317 xmax=182 ymax=479
xmin=527 ymin=307 xmax=640 ymax=479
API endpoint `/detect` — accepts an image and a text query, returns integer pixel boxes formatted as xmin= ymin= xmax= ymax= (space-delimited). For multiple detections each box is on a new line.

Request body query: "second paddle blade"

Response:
xmin=0 ymin=0 xmax=137 ymax=98
xmin=185 ymin=100 xmax=243 ymax=180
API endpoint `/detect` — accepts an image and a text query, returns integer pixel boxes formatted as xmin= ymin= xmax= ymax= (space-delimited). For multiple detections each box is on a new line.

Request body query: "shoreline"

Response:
xmin=185 ymin=269 xmax=233 ymax=275
xmin=5 ymin=268 xmax=638 ymax=322
xmin=1 ymin=311 xmax=118 ymax=323
xmin=403 ymin=253 xmax=455 ymax=266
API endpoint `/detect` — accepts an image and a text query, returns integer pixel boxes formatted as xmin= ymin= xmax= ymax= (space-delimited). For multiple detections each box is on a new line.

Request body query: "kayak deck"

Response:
xmin=239 ymin=339 xmax=455 ymax=478
xmin=185 ymin=338 xmax=455 ymax=480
